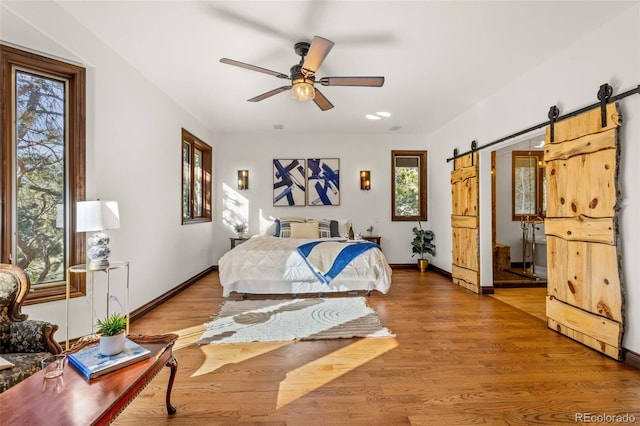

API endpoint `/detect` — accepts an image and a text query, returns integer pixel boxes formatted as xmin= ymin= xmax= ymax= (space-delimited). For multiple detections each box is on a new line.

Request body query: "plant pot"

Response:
xmin=417 ymin=259 xmax=429 ymax=272
xmin=99 ymin=331 xmax=126 ymax=356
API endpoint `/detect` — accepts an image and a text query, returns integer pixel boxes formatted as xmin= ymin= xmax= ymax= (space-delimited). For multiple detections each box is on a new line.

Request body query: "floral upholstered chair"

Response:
xmin=0 ymin=263 xmax=62 ymax=393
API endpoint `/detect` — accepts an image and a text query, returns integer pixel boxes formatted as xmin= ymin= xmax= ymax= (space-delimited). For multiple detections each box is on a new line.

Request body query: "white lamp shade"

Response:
xmin=76 ymin=201 xmax=120 ymax=232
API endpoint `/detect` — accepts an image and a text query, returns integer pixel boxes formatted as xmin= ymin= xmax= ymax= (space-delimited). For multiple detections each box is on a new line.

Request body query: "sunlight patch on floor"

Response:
xmin=193 ymin=342 xmax=290 ymax=377
xmin=276 ymin=337 xmax=398 ymax=409
xmin=167 ymin=324 xmax=206 ymax=351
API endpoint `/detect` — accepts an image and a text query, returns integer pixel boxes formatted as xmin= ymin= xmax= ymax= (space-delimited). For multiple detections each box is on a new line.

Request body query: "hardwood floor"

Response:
xmin=491 ymin=287 xmax=547 ymax=321
xmin=115 ymin=270 xmax=640 ymax=425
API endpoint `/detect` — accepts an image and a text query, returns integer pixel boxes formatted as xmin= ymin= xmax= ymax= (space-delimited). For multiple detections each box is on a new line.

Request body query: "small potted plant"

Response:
xmin=97 ymin=313 xmax=127 ymax=356
xmin=366 ymin=225 xmax=374 ymax=236
xmin=411 ymin=222 xmax=436 ymax=272
xmin=234 ymin=223 xmax=246 ymax=238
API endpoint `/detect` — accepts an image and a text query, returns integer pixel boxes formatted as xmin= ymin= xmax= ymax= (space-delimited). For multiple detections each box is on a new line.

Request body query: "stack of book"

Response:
xmin=68 ymin=338 xmax=151 ymax=380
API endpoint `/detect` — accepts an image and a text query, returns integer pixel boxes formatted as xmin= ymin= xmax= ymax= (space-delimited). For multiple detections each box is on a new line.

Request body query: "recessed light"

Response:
xmin=376 ymin=111 xmax=391 ymax=118
xmin=390 ymin=126 xmax=402 ymax=131
xmin=366 ymin=114 xmax=381 ymax=120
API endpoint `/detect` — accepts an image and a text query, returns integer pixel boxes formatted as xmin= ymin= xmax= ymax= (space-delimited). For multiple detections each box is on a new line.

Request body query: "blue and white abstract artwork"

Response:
xmin=273 ymin=159 xmax=306 ymax=206
xmin=307 ymin=158 xmax=340 ymax=206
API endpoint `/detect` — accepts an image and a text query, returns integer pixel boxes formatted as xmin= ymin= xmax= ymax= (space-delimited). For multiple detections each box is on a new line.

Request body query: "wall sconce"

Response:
xmin=360 ymin=170 xmax=371 ymax=190
xmin=238 ymin=170 xmax=249 ymax=190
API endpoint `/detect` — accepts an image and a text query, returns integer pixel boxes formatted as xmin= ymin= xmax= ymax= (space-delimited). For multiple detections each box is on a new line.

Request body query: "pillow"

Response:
xmin=278 ymin=217 xmax=306 ymax=238
xmin=316 ymin=219 xmax=332 ymax=238
xmin=336 ymin=219 xmax=352 ymax=238
xmin=290 ymin=222 xmax=319 ymax=239
xmin=329 ymin=220 xmax=340 ymax=237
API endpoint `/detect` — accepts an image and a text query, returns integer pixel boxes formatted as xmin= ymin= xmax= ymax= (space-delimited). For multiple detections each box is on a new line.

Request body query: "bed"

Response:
xmin=218 ymin=231 xmax=392 ymax=298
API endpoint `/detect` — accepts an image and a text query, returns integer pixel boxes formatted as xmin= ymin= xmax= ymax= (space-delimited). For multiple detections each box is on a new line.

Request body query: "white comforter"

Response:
xmin=218 ymin=236 xmax=392 ymax=297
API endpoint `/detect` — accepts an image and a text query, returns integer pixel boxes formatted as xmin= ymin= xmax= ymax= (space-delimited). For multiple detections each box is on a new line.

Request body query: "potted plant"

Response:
xmin=411 ymin=222 xmax=436 ymax=272
xmin=366 ymin=225 xmax=374 ymax=236
xmin=234 ymin=223 xmax=246 ymax=238
xmin=97 ymin=313 xmax=127 ymax=356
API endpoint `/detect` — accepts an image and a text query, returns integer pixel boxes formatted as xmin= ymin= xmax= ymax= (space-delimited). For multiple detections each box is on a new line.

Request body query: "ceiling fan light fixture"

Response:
xmin=291 ymin=77 xmax=315 ymax=102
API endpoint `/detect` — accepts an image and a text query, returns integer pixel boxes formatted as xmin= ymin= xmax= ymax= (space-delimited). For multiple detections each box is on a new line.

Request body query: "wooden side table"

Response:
xmin=230 ymin=237 xmax=249 ymax=249
xmin=361 ymin=235 xmax=381 ymax=246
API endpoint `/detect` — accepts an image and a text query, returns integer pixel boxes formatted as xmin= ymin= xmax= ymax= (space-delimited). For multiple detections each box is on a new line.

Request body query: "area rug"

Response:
xmin=197 ymin=297 xmax=394 ymax=344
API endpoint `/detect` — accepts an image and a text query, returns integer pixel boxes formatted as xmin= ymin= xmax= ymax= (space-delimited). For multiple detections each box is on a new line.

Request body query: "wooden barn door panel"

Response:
xmin=451 ymin=153 xmax=480 ymax=293
xmin=544 ymin=103 xmax=623 ymax=360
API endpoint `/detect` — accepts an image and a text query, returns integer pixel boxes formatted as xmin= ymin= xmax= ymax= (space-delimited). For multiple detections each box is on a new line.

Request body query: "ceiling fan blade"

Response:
xmin=220 ymin=58 xmax=289 ymax=80
xmin=319 ymin=76 xmax=385 ymax=87
xmin=301 ymin=36 xmax=335 ymax=76
xmin=313 ymin=89 xmax=334 ymax=111
xmin=247 ymin=86 xmax=291 ymax=102
xmin=207 ymin=5 xmax=294 ymax=41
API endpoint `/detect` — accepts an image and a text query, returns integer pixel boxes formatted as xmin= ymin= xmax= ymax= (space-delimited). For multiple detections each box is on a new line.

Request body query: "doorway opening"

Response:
xmin=491 ymin=135 xmax=546 ymax=319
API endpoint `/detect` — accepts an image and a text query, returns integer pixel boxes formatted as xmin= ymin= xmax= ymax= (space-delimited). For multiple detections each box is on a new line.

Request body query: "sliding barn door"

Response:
xmin=544 ymin=103 xmax=624 ymax=360
xmin=451 ymin=153 xmax=480 ymax=293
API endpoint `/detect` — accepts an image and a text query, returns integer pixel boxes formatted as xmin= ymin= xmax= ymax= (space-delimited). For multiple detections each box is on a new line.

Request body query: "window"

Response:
xmin=391 ymin=150 xmax=427 ymax=221
xmin=512 ymin=150 xmax=546 ymax=220
xmin=1 ymin=45 xmax=86 ymax=304
xmin=182 ymin=129 xmax=211 ymax=223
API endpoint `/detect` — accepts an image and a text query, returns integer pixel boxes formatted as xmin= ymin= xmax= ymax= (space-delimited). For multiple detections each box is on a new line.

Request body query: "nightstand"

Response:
xmin=230 ymin=237 xmax=249 ymax=249
xmin=361 ymin=235 xmax=381 ymax=246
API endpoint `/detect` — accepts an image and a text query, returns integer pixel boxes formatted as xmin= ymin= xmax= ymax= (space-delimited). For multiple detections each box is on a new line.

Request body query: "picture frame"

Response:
xmin=273 ymin=159 xmax=306 ymax=206
xmin=307 ymin=158 xmax=340 ymax=206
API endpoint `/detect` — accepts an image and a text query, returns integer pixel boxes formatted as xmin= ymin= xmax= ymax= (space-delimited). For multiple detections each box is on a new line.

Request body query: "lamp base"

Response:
xmin=87 ymin=232 xmax=111 ymax=268
xmin=88 ymin=259 xmax=110 ymax=270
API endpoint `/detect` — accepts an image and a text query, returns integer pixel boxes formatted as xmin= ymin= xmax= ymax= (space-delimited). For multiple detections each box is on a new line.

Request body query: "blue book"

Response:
xmin=68 ymin=338 xmax=151 ymax=380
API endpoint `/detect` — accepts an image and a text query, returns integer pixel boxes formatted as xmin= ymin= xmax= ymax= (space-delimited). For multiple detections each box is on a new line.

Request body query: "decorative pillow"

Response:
xmin=290 ymin=222 xmax=319 ymax=239
xmin=329 ymin=220 xmax=340 ymax=237
xmin=269 ymin=220 xmax=279 ymax=236
xmin=278 ymin=217 xmax=306 ymax=238
xmin=336 ymin=219 xmax=352 ymax=238
xmin=315 ymin=219 xmax=332 ymax=238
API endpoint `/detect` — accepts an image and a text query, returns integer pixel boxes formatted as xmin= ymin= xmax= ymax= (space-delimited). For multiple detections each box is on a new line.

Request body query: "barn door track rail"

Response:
xmin=447 ymin=83 xmax=640 ymax=164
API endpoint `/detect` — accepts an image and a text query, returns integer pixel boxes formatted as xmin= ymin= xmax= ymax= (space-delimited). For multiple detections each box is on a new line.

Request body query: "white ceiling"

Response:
xmin=54 ymin=0 xmax=635 ymax=135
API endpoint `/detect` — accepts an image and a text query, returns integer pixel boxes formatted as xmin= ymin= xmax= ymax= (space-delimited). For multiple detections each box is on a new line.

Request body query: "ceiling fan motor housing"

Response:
xmin=290 ymin=64 xmax=315 ymax=83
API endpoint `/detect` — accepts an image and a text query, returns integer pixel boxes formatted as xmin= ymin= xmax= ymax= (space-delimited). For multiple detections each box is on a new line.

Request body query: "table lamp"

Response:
xmin=76 ymin=200 xmax=120 ymax=268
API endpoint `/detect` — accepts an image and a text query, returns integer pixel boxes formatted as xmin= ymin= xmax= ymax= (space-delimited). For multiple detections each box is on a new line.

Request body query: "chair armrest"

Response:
xmin=9 ymin=320 xmax=62 ymax=354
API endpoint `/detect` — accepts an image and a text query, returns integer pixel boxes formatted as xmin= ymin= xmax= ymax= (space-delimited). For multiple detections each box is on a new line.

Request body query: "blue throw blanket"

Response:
xmin=296 ymin=240 xmax=378 ymax=284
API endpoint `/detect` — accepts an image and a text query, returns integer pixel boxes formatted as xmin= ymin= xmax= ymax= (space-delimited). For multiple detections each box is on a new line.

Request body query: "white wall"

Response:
xmin=2 ymin=1 xmax=215 ymax=340
xmin=424 ymin=4 xmax=640 ymax=351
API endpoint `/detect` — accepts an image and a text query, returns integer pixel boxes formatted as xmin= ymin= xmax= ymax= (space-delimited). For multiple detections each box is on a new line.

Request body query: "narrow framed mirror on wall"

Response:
xmin=512 ymin=150 xmax=546 ymax=221
xmin=391 ymin=150 xmax=427 ymax=221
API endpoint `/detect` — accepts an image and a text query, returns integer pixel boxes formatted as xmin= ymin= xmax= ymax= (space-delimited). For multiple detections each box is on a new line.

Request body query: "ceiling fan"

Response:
xmin=220 ymin=36 xmax=385 ymax=111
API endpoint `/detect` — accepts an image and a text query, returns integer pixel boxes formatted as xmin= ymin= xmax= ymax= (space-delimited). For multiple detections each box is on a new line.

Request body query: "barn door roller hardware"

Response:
xmin=470 ymin=140 xmax=477 ymax=166
xmin=598 ymin=83 xmax=613 ymax=127
xmin=548 ymin=105 xmax=560 ymax=143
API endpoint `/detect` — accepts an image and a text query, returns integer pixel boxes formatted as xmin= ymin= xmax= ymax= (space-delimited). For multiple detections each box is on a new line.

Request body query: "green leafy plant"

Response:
xmin=96 ymin=313 xmax=127 ymax=336
xmin=411 ymin=222 xmax=436 ymax=260
xmin=234 ymin=223 xmax=246 ymax=234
